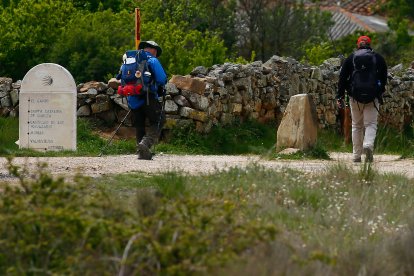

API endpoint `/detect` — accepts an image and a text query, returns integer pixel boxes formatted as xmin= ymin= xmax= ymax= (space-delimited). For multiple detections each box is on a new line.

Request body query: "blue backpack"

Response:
xmin=119 ymin=50 xmax=149 ymax=85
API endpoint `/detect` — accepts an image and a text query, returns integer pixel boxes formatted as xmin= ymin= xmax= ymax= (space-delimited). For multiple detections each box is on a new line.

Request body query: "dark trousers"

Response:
xmin=132 ymin=96 xmax=164 ymax=148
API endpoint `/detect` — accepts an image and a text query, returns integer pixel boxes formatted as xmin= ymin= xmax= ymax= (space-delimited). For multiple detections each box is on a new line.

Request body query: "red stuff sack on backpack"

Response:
xmin=117 ymin=84 xmax=143 ymax=96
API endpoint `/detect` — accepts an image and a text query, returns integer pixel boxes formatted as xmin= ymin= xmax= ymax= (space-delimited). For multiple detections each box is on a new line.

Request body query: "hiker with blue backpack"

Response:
xmin=116 ymin=40 xmax=167 ymax=160
xmin=336 ymin=35 xmax=388 ymax=163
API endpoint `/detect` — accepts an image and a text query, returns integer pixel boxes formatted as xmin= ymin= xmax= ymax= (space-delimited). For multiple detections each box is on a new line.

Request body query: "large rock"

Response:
xmin=276 ymin=94 xmax=318 ymax=151
xmin=181 ymin=90 xmax=209 ymax=111
xmin=170 ymin=75 xmax=206 ymax=95
xmin=179 ymin=107 xmax=208 ymax=122
xmin=79 ymin=81 xmax=108 ymax=93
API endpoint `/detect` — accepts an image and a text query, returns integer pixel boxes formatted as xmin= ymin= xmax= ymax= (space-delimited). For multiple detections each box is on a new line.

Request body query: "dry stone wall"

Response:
xmin=1 ymin=56 xmax=413 ymax=132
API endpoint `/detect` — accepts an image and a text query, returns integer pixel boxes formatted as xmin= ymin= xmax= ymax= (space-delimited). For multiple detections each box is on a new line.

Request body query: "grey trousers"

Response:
xmin=349 ymin=97 xmax=379 ymax=159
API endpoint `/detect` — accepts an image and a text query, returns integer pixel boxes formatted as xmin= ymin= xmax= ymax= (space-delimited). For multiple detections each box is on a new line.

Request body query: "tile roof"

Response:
xmin=318 ymin=0 xmax=377 ymax=15
xmin=319 ymin=4 xmax=389 ymax=40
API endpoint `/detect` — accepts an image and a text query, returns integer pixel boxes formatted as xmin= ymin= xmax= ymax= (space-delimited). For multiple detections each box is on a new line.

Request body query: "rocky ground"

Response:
xmin=1 ymin=152 xmax=413 ymax=183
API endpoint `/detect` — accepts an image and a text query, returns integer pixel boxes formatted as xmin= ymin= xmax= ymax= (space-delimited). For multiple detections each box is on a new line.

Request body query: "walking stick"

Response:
xmin=338 ymin=97 xmax=352 ymax=145
xmin=98 ymin=109 xmax=131 ymax=157
xmin=343 ymin=102 xmax=351 ymax=145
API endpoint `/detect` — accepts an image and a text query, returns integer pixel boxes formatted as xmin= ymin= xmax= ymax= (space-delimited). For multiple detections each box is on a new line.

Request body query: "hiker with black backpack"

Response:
xmin=336 ymin=35 xmax=388 ymax=163
xmin=116 ymin=40 xmax=167 ymax=160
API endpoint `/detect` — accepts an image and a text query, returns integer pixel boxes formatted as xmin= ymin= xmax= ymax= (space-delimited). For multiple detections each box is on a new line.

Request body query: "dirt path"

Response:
xmin=1 ymin=152 xmax=413 ymax=182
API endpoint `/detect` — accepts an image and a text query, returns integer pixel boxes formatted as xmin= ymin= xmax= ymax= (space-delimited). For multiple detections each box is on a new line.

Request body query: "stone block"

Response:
xmin=77 ymin=105 xmax=91 ymax=117
xmin=173 ymin=95 xmax=190 ymax=107
xmin=91 ymin=101 xmax=111 ymax=114
xmin=10 ymin=89 xmax=19 ymax=106
xmin=276 ymin=94 xmax=318 ymax=151
xmin=80 ymin=81 xmax=108 ymax=93
xmin=108 ymin=78 xmax=120 ymax=90
xmin=170 ymin=75 xmax=206 ymax=94
xmin=179 ymin=106 xmax=208 ymax=122
xmin=0 ymin=77 xmax=12 ymax=93
xmin=182 ymin=90 xmax=209 ymax=111
xmin=1 ymin=96 xmax=12 ymax=107
xmin=164 ymin=99 xmax=179 ymax=114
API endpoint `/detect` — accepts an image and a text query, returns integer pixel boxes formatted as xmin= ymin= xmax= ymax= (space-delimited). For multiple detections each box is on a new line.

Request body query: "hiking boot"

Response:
xmin=352 ymin=157 xmax=362 ymax=163
xmin=364 ymin=147 xmax=373 ymax=163
xmin=138 ymin=142 xmax=153 ymax=160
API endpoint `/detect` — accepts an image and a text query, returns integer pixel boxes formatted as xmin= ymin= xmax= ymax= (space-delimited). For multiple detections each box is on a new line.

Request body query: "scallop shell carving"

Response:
xmin=42 ymin=75 xmax=53 ymax=86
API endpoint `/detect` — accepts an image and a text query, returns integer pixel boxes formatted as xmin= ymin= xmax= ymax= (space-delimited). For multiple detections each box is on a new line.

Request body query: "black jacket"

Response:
xmin=337 ymin=47 xmax=388 ymax=100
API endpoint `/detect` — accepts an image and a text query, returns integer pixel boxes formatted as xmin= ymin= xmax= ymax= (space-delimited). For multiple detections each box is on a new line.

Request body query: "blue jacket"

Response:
xmin=127 ymin=51 xmax=167 ymax=109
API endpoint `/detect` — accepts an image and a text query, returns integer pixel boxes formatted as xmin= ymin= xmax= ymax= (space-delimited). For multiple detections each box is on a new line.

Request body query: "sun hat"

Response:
xmin=138 ymin=40 xmax=162 ymax=57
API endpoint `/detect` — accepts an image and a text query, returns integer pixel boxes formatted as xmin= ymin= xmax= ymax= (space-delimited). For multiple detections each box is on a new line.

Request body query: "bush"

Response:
xmin=0 ymin=160 xmax=276 ymax=274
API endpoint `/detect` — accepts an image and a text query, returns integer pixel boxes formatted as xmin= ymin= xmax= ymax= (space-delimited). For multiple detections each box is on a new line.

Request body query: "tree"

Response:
xmin=235 ymin=0 xmax=333 ymax=61
xmin=49 ymin=10 xmax=135 ymax=82
xmin=141 ymin=18 xmax=227 ymax=76
xmin=0 ymin=0 xmax=77 ymax=79
xmin=137 ymin=0 xmax=238 ymax=55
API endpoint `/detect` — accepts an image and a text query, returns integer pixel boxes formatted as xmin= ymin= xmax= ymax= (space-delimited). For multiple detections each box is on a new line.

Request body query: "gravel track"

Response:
xmin=1 ymin=152 xmax=413 ymax=182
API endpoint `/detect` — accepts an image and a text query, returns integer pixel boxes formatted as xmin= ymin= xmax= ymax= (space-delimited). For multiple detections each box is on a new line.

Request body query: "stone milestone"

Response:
xmin=276 ymin=94 xmax=318 ymax=151
xmin=19 ymin=63 xmax=77 ymax=151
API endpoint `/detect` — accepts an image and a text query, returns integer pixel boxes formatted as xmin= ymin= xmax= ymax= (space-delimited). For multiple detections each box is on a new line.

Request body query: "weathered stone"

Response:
xmin=220 ymin=112 xmax=234 ymax=125
xmin=1 ymin=96 xmax=12 ymax=107
xmin=310 ymin=67 xmax=323 ymax=81
xmin=0 ymin=77 xmax=12 ymax=93
xmin=276 ymin=94 xmax=318 ymax=151
xmin=179 ymin=107 xmax=208 ymax=122
xmin=182 ymin=90 xmax=209 ymax=111
xmin=233 ymin=77 xmax=251 ymax=90
xmin=96 ymin=94 xmax=109 ymax=103
xmin=87 ymin=88 xmax=98 ymax=96
xmin=80 ymin=81 xmax=108 ymax=93
xmin=91 ymin=101 xmax=111 ymax=114
xmin=164 ymin=99 xmax=179 ymax=114
xmin=170 ymin=75 xmax=206 ymax=94
xmin=191 ymin=66 xmax=208 ymax=76
xmin=113 ymin=96 xmax=129 ymax=111
xmin=10 ymin=89 xmax=19 ymax=106
xmin=77 ymin=105 xmax=91 ymax=117
xmin=166 ymin=82 xmax=180 ymax=95
xmin=12 ymin=80 xmax=22 ymax=89
xmin=106 ymin=87 xmax=115 ymax=96
xmin=96 ymin=109 xmax=117 ymax=125
xmin=230 ymin=103 xmax=242 ymax=115
xmin=173 ymin=95 xmax=191 ymax=107
xmin=108 ymin=78 xmax=120 ymax=89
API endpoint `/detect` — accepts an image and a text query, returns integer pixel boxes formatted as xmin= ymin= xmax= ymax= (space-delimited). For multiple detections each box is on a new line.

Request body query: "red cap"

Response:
xmin=357 ymin=36 xmax=371 ymax=47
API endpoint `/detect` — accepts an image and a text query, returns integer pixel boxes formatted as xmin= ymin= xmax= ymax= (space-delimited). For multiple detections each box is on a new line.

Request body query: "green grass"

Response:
xmin=93 ymin=164 xmax=414 ymax=275
xmin=0 ymin=117 xmax=135 ymax=157
xmin=156 ymin=119 xmax=277 ymax=155
xmin=2 ymin=160 xmax=413 ymax=274
xmin=2 ymin=116 xmax=414 ymax=158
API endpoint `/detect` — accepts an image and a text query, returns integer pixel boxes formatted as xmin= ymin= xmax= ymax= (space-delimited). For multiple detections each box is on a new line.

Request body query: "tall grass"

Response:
xmin=67 ymin=163 xmax=414 ymax=274
xmin=1 ymin=152 xmax=414 ymax=274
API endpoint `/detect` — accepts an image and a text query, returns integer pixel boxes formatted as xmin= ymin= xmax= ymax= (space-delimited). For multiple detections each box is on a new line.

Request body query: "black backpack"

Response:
xmin=351 ymin=48 xmax=378 ymax=104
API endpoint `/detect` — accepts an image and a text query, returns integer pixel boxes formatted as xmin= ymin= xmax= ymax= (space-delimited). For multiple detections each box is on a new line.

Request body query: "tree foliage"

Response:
xmin=49 ymin=10 xmax=135 ymax=83
xmin=0 ymin=0 xmax=355 ymax=82
xmin=0 ymin=0 xmax=77 ymax=79
xmin=236 ymin=0 xmax=333 ymax=61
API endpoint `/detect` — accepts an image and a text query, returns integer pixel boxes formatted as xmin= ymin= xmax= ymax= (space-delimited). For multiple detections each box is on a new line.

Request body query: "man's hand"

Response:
xmin=336 ymin=98 xmax=344 ymax=109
